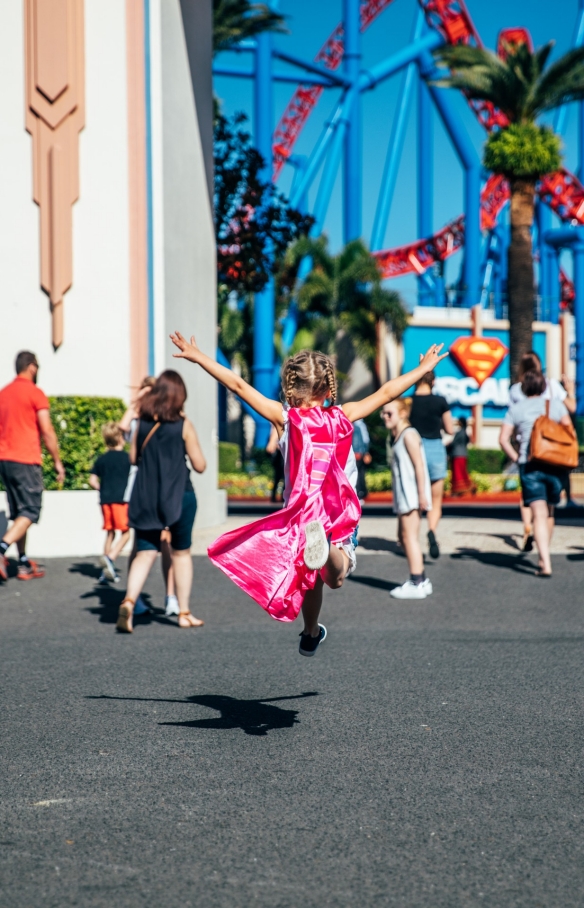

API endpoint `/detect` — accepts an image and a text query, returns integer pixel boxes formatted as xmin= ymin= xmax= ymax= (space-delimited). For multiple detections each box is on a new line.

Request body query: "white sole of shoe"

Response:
xmin=303 ymin=521 xmax=329 ymax=570
xmin=389 ymin=588 xmax=428 ymax=600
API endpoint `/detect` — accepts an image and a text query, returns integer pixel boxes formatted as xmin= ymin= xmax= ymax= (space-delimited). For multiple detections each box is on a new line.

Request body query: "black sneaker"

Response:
xmin=298 ymin=624 xmax=327 ymax=657
xmin=428 ymin=530 xmax=440 ymax=559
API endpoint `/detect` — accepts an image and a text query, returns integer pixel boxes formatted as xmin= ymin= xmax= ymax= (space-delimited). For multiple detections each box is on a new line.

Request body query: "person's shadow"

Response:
xmin=88 ymin=692 xmax=318 ymax=736
xmin=70 ymin=563 xmax=171 ymax=626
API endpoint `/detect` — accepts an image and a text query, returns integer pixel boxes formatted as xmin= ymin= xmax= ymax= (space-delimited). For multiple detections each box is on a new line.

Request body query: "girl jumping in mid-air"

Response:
xmin=170 ymin=331 xmax=447 ymax=656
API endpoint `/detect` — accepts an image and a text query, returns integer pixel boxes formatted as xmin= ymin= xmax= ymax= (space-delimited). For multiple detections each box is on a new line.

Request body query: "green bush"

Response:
xmin=219 ymin=442 xmax=241 ymax=473
xmin=365 ymin=470 xmax=392 ymax=492
xmin=43 ymin=397 xmax=126 ymax=490
xmin=364 ymin=409 xmax=390 ymax=468
xmin=467 ymin=448 xmax=506 ymax=474
xmin=218 ymin=473 xmax=272 ymax=498
xmin=250 ymin=447 xmax=276 ymax=477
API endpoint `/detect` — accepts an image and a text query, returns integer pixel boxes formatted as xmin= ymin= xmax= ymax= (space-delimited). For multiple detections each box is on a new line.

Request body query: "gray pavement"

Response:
xmin=1 ymin=536 xmax=584 ymax=907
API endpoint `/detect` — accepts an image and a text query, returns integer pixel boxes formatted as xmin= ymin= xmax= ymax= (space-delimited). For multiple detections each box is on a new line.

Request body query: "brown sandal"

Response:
xmin=177 ymin=612 xmax=204 ymax=629
xmin=116 ymin=598 xmax=135 ymax=633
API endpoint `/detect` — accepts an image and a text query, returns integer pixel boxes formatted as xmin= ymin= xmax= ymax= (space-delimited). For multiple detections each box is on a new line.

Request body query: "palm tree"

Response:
xmin=433 ymin=40 xmax=584 ymax=378
xmin=278 ymin=236 xmax=408 ymax=386
xmin=213 ymin=0 xmax=286 ymax=55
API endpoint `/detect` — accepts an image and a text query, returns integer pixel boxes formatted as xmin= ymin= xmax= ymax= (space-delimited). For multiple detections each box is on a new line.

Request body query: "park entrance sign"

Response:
xmin=436 ymin=335 xmax=510 ymax=408
xmin=398 ymin=307 xmax=572 ymax=447
xmin=449 ymin=336 xmax=508 ymax=386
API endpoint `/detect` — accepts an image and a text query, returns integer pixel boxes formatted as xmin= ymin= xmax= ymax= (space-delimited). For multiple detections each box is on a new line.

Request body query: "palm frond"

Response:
xmin=213 ymin=0 xmax=287 ymax=54
xmin=531 ymin=47 xmax=584 ymax=114
xmin=433 ymin=44 xmax=505 ymax=73
xmin=296 ymin=271 xmax=334 ymax=314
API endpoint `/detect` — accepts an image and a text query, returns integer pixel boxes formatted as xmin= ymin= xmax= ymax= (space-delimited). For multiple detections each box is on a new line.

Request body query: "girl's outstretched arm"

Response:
xmin=170 ymin=331 xmax=284 ymax=430
xmin=342 ymin=344 xmax=449 ymax=422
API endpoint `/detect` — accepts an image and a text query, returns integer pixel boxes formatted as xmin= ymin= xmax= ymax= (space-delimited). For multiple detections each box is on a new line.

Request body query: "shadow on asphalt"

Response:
xmin=348 ymin=575 xmax=400 ymax=592
xmin=69 ymin=564 xmax=173 ymax=628
xmin=88 ymin=692 xmax=319 ymax=736
xmin=456 ymin=531 xmax=521 ymax=551
xmin=69 ymin=561 xmax=103 ymax=580
xmin=567 ymin=546 xmax=584 ymax=561
xmin=359 ymin=536 xmax=405 ymax=556
xmin=451 ymin=549 xmax=536 ymax=574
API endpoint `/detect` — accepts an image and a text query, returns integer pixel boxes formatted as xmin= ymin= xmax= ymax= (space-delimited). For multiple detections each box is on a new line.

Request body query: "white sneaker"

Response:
xmin=390 ymin=579 xmax=433 ymax=600
xmin=100 ymin=554 xmax=117 ymax=581
xmin=133 ymin=595 xmax=151 ymax=616
xmin=165 ymin=594 xmax=179 ymax=617
xmin=303 ymin=520 xmax=329 ymax=570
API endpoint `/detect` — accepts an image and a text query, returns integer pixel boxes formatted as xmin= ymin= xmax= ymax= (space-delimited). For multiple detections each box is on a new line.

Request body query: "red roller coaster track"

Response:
xmin=373 ymin=1 xmax=584 ymax=295
xmin=272 ymin=0 xmax=583 ymax=304
xmin=272 ymin=0 xmax=395 ymax=178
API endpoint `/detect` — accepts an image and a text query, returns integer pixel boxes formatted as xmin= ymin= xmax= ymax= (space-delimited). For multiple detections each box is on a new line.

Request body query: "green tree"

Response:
xmin=214 ymin=112 xmax=313 ymax=375
xmin=213 ymin=0 xmax=286 ymax=55
xmin=278 ymin=235 xmax=408 ymax=386
xmin=433 ymin=40 xmax=584 ymax=378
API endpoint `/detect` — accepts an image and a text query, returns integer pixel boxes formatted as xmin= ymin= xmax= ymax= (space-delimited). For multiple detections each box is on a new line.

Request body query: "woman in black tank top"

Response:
xmin=116 ymin=371 xmax=206 ymax=634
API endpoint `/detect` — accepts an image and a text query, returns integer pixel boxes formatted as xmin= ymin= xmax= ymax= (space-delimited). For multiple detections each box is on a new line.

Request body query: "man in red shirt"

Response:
xmin=0 ymin=352 xmax=64 ymax=580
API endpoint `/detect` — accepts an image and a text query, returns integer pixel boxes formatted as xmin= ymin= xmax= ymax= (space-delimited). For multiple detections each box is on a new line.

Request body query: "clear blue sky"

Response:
xmin=214 ymin=0 xmax=582 ymax=307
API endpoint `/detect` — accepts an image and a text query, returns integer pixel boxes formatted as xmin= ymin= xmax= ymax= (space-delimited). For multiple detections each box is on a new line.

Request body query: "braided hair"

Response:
xmin=281 ymin=350 xmax=337 ymax=408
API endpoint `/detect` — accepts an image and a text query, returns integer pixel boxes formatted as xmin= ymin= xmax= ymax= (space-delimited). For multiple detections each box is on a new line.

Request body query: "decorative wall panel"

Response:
xmin=25 ymin=0 xmax=85 ymax=348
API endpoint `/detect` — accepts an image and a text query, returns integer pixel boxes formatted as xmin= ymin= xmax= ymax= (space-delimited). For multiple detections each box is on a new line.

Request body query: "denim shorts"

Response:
xmin=519 ymin=463 xmax=564 ymax=507
xmin=135 ymin=489 xmax=197 ymax=552
xmin=421 ymin=437 xmax=447 ymax=482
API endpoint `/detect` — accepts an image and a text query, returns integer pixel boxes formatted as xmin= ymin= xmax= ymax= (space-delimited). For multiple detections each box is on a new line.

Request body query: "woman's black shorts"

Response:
xmin=135 ymin=489 xmax=197 ymax=552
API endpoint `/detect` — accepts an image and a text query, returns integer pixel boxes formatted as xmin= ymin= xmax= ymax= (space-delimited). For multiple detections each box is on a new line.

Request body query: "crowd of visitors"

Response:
xmin=0 ymin=341 xmax=580 ymax=642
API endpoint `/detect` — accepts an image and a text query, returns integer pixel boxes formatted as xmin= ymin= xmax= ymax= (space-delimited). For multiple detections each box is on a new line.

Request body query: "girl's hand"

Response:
xmin=561 ymin=373 xmax=575 ymax=394
xmin=170 ymin=331 xmax=200 ymax=363
xmin=419 ymin=343 xmax=448 ymax=372
xmin=419 ymin=495 xmax=430 ymax=512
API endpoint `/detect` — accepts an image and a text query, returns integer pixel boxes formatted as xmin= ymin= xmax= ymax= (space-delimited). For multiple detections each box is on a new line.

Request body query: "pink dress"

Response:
xmin=208 ymin=406 xmax=361 ymax=622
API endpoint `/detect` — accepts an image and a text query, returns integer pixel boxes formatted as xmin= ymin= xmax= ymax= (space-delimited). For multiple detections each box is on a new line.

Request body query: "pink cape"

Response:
xmin=208 ymin=406 xmax=361 ymax=622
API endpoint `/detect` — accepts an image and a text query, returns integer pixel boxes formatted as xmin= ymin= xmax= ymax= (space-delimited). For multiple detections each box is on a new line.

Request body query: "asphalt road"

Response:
xmin=1 ymin=545 xmax=583 ymax=907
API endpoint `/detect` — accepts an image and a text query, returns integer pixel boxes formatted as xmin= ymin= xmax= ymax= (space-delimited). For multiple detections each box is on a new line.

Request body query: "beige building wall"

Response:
xmin=0 ymin=0 xmax=132 ymax=399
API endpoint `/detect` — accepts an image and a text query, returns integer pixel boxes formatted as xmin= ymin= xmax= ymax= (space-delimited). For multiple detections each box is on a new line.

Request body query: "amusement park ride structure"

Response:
xmin=214 ymin=0 xmax=584 ymax=440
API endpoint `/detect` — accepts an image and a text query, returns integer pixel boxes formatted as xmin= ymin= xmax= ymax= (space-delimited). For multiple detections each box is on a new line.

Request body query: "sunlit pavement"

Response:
xmin=1 ymin=526 xmax=584 ymax=906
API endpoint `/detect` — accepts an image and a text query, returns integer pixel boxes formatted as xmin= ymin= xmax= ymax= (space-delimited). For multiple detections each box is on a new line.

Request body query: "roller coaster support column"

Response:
xmin=538 ymin=203 xmax=559 ymax=323
xmin=370 ymin=10 xmax=425 ymax=253
xmin=420 ymin=51 xmax=481 ymax=308
xmin=253 ymin=30 xmax=275 ymax=446
xmin=545 ymin=226 xmax=584 ymax=416
xmin=578 ymin=0 xmax=584 ymax=182
xmin=418 ymin=77 xmax=433 ymax=306
xmin=343 ymin=0 xmax=361 ymax=242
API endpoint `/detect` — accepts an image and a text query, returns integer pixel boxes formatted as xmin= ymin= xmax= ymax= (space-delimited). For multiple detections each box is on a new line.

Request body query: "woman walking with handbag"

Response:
xmin=499 ymin=370 xmax=576 ymax=577
xmin=509 ymin=352 xmax=577 ymax=549
xmin=116 ymin=371 xmax=206 ymax=633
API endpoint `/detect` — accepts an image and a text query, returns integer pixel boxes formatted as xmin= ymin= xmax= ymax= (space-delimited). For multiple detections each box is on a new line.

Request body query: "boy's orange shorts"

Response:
xmin=101 ymin=503 xmax=129 ymax=532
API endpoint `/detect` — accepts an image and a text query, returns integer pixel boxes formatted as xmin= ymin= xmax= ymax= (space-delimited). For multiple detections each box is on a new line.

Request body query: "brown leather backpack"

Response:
xmin=529 ymin=401 xmax=579 ymax=469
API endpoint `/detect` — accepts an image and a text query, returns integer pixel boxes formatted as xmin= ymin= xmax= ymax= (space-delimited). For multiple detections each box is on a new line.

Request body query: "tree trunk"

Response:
xmin=507 ymin=177 xmax=536 ymax=382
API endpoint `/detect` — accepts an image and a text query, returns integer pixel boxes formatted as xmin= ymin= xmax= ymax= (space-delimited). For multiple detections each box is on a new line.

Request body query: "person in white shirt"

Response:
xmin=508 ymin=352 xmax=576 ymax=550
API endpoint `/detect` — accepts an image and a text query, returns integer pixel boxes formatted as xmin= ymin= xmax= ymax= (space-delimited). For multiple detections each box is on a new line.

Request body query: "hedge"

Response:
xmin=219 ymin=442 xmax=241 ymax=473
xmin=467 ymin=448 xmax=506 ymax=474
xmin=43 ymin=397 xmax=126 ymax=490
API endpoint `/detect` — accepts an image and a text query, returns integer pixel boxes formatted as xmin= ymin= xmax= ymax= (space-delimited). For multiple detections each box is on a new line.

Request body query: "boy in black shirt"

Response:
xmin=90 ymin=423 xmax=131 ymax=582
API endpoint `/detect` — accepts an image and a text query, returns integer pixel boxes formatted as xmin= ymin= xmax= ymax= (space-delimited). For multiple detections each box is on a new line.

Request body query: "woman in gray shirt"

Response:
xmin=499 ymin=370 xmax=571 ymax=577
